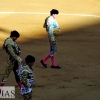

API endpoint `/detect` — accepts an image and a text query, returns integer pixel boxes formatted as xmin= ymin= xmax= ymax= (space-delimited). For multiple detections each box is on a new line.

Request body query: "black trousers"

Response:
xmin=13 ymin=61 xmax=20 ymax=83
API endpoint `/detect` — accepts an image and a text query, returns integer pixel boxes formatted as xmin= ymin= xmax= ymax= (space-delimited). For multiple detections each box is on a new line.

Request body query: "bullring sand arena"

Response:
xmin=0 ymin=0 xmax=100 ymax=100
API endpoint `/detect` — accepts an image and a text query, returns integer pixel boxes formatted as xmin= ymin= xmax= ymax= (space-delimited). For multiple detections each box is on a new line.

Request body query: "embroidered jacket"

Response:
xmin=16 ymin=65 xmax=35 ymax=95
xmin=43 ymin=16 xmax=60 ymax=42
xmin=3 ymin=37 xmax=22 ymax=63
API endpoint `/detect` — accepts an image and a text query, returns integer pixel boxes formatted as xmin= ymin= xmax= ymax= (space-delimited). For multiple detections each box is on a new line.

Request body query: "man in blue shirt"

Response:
xmin=41 ymin=9 xmax=61 ymax=69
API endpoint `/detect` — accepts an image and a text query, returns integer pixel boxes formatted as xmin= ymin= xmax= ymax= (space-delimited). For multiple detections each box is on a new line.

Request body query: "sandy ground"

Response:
xmin=0 ymin=0 xmax=100 ymax=100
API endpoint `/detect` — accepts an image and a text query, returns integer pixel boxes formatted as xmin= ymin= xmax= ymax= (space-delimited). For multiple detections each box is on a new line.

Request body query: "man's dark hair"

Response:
xmin=50 ymin=9 xmax=59 ymax=15
xmin=25 ymin=55 xmax=35 ymax=63
xmin=10 ymin=30 xmax=20 ymax=38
